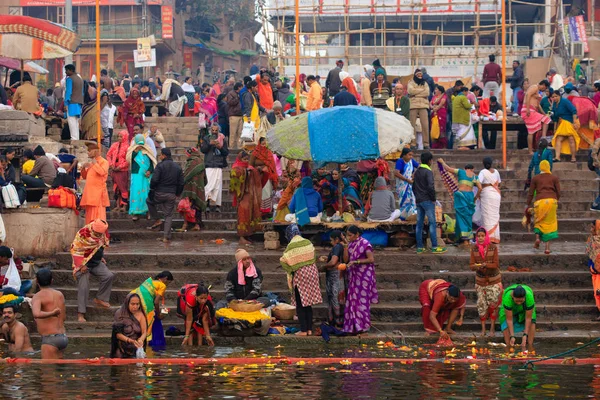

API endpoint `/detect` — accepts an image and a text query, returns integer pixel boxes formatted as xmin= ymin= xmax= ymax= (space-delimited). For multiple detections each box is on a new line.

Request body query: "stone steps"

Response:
xmin=104 ymin=217 xmax=594 ymax=233
xmin=56 ymin=242 xmax=588 ymax=271
xmin=61 ymin=319 xmax=600 ymax=335
xmin=106 ymin=228 xmax=590 ymax=243
xmin=48 ymin=269 xmax=592 ymax=291
xmin=55 ymin=286 xmax=595 ymax=305
xmin=59 ymin=300 xmax=596 ymax=322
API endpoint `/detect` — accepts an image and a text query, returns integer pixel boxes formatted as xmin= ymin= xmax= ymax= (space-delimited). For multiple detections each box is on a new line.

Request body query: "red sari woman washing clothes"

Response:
xmin=419 ymin=279 xmax=466 ymax=339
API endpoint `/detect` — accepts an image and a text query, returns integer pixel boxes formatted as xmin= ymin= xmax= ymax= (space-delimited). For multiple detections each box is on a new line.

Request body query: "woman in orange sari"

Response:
xmin=120 ymin=88 xmax=145 ymax=143
xmin=230 ymin=151 xmax=262 ymax=245
xmin=250 ymin=137 xmax=279 ymax=215
xmin=274 ymin=161 xmax=301 ymax=222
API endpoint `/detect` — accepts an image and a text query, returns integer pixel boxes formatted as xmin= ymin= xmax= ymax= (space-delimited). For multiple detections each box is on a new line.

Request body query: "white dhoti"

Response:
xmin=205 ymin=168 xmax=223 ymax=206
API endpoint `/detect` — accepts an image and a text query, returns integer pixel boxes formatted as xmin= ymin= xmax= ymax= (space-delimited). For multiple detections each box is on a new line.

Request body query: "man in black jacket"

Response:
xmin=201 ymin=124 xmax=229 ymax=212
xmin=147 ymin=148 xmax=184 ymax=242
xmin=413 ymin=151 xmax=446 ymax=254
xmin=326 ymin=60 xmax=343 ymax=97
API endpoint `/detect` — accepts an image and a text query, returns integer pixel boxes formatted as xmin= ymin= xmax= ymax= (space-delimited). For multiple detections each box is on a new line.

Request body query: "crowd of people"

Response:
xmin=0 ymin=58 xmax=597 ymax=360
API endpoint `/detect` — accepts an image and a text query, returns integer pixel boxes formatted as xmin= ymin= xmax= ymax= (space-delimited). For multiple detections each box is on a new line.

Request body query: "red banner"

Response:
xmin=161 ymin=6 xmax=173 ymax=39
xmin=184 ymin=46 xmax=193 ymax=69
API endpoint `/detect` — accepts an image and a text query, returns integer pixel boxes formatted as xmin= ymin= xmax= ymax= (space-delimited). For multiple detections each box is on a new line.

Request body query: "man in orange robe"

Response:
xmin=80 ymin=142 xmax=110 ymax=224
xmin=256 ymin=72 xmax=274 ymax=111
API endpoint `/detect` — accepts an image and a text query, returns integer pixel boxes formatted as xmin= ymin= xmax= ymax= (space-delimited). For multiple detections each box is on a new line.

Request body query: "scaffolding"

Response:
xmin=258 ymin=0 xmax=568 ymax=76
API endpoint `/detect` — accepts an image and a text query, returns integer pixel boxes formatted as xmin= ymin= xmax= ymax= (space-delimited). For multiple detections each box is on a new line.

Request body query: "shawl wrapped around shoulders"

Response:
xmin=70 ymin=223 xmax=109 ymax=277
xmin=280 ymin=235 xmax=316 ymax=275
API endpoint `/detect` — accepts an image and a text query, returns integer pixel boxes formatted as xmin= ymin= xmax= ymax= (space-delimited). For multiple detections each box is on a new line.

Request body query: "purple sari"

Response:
xmin=343 ymin=236 xmax=379 ymax=333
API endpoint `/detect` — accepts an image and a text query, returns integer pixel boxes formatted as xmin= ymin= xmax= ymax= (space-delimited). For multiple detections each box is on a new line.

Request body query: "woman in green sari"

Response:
xmin=177 ymin=147 xmax=206 ymax=231
xmin=439 ymin=159 xmax=482 ymax=246
xmin=131 ymin=271 xmax=173 ymax=348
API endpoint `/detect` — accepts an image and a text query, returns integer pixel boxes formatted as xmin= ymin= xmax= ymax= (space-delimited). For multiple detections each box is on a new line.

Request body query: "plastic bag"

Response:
xmin=136 ymin=346 xmax=146 ymax=359
xmin=430 ymin=116 xmax=440 ymax=140
xmin=241 ymin=122 xmax=255 ymax=142
xmin=2 ymin=184 xmax=20 ymax=208
xmin=3 ymin=249 xmax=21 ymax=291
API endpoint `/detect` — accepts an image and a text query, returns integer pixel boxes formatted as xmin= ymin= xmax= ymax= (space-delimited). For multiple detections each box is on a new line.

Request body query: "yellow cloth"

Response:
xmin=251 ymin=98 xmax=260 ymax=128
xmin=153 ymin=280 xmax=166 ymax=297
xmin=551 ymin=119 xmax=580 ymax=156
xmin=0 ymin=294 xmax=19 ymax=304
xmin=22 ymin=160 xmax=35 ymax=175
xmin=215 ymin=308 xmax=270 ymax=324
xmin=533 ymin=198 xmax=558 ymax=242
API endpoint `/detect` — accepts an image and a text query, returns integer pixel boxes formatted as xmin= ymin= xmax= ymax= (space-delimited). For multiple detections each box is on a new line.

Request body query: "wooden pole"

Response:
xmin=96 ymin=0 xmax=102 ymax=147
xmin=295 ymin=0 xmax=300 ymax=113
xmin=501 ymin=0 xmax=507 ymax=168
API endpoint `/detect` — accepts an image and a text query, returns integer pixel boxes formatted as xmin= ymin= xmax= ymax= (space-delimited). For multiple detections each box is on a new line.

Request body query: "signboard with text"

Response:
xmin=567 ymin=15 xmax=589 ymax=53
xmin=134 ymin=49 xmax=156 ymax=68
xmin=137 ymin=37 xmax=152 ymax=62
xmin=161 ymin=6 xmax=173 ymax=39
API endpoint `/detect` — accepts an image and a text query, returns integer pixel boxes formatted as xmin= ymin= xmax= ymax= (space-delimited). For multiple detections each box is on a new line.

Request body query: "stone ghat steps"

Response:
xmin=54 ymin=286 xmax=595 ymax=306
xmin=47 ymin=270 xmax=592 ymax=291
xmin=106 ymin=228 xmax=590 ymax=243
xmin=59 ymin=301 xmax=597 ymax=322
xmin=104 ymin=217 xmax=594 ymax=233
xmin=105 ymin=209 xmax=600 ymax=222
xmin=107 ymin=197 xmax=600 ymax=214
xmin=61 ymin=320 xmax=600 ymax=335
xmin=56 ymin=246 xmax=589 ymax=272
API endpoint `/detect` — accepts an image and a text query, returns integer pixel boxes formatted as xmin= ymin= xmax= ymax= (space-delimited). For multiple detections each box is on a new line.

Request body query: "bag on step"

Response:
xmin=1 ymin=184 xmax=20 ymax=208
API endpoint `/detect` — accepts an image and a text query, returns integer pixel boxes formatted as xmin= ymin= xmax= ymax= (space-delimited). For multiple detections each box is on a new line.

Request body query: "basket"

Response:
xmin=229 ymin=301 xmax=264 ymax=313
xmin=272 ymin=304 xmax=296 ymax=320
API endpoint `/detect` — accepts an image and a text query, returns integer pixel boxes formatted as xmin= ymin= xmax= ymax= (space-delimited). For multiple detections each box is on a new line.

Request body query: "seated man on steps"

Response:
xmin=70 ymin=218 xmax=114 ymax=323
xmin=1 ymin=304 xmax=34 ymax=353
xmin=21 ymin=145 xmax=56 ymax=189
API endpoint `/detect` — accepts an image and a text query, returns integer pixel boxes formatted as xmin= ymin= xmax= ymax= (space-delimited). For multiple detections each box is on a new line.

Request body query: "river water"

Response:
xmin=1 ymin=342 xmax=599 ymax=398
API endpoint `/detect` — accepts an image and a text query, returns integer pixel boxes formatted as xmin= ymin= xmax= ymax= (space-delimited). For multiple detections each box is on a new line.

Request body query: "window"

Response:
xmin=229 ymin=26 xmax=234 ymax=41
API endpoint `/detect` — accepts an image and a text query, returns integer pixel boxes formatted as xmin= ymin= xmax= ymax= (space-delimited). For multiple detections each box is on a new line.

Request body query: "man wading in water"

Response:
xmin=31 ymin=269 xmax=67 ymax=359
xmin=1 ymin=305 xmax=33 ymax=353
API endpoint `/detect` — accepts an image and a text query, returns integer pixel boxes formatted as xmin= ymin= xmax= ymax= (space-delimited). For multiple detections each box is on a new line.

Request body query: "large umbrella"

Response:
xmin=0 ymin=15 xmax=81 ymax=60
xmin=267 ymin=105 xmax=414 ymax=163
xmin=267 ymin=105 xmax=414 ymax=214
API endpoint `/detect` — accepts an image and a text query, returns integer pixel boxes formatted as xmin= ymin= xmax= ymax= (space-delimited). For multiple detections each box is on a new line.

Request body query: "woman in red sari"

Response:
xmin=430 ymin=85 xmax=448 ymax=149
xmin=106 ymin=130 xmax=130 ymax=212
xmin=419 ymin=279 xmax=466 ymax=338
xmin=250 ymin=137 xmax=279 ymax=215
xmin=120 ymin=88 xmax=145 ymax=143
xmin=230 ymin=151 xmax=262 ymax=245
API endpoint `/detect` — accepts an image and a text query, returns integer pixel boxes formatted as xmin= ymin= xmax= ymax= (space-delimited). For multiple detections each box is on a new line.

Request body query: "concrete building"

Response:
xmin=1 ymin=0 xmax=261 ymax=84
xmin=265 ymin=0 xmax=600 ymax=81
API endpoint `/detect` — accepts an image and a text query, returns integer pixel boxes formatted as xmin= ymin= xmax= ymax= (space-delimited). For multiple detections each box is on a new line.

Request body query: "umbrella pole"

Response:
xmin=338 ymin=163 xmax=343 ymax=214
xmin=294 ymin=0 xmax=300 ymax=114
xmin=20 ymin=60 xmax=24 ymax=84
xmin=96 ymin=0 xmax=102 ymax=148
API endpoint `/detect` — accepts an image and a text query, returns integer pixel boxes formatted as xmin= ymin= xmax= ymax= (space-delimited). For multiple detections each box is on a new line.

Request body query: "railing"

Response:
xmin=281 ymin=45 xmax=530 ymax=67
xmin=74 ymin=24 xmax=162 ymax=40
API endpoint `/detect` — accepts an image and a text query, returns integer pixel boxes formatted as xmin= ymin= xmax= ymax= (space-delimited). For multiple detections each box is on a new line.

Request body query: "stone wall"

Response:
xmin=0 ymin=110 xmax=45 ymax=138
xmin=3 ymin=208 xmax=79 ymax=257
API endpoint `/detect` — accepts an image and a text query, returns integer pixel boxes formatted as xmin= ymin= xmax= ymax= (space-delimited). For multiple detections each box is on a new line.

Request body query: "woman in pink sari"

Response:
xmin=430 ymin=85 xmax=448 ymax=149
xmin=196 ymin=89 xmax=219 ymax=147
